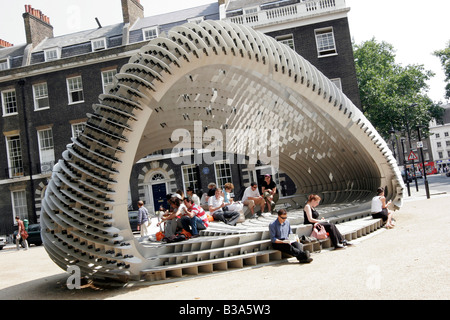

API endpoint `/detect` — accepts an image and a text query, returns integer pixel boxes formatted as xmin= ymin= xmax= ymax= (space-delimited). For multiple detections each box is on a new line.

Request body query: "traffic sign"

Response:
xmin=408 ymin=151 xmax=418 ymax=161
xmin=416 ymin=141 xmax=423 ymax=148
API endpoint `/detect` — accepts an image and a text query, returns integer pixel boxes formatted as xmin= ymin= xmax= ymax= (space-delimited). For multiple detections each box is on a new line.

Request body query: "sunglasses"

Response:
xmin=280 ymin=216 xmax=287 ymax=219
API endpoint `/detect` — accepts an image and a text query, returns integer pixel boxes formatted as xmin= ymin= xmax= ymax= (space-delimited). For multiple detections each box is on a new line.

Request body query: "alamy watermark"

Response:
xmin=66 ymin=265 xmax=81 ymax=290
xmin=169 ymin=121 xmax=279 ymax=169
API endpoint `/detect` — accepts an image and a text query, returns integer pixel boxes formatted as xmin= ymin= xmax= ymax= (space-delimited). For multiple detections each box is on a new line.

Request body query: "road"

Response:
xmin=0 ymin=174 xmax=449 ymax=302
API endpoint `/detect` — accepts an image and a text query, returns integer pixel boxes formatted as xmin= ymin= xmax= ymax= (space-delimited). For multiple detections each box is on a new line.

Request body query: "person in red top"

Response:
xmin=182 ymin=196 xmax=208 ymax=237
xmin=15 ymin=216 xmax=29 ymax=250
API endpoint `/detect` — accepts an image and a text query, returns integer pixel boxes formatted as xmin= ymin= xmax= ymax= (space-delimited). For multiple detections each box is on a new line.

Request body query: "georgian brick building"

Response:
xmin=0 ymin=0 xmax=360 ymax=235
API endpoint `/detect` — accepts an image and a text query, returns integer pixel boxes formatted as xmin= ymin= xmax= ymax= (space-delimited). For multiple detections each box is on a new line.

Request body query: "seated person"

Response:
xmin=157 ymin=195 xmax=187 ymax=237
xmin=371 ymin=187 xmax=395 ymax=228
xmin=261 ymin=174 xmax=279 ymax=212
xmin=242 ymin=182 xmax=265 ymax=216
xmin=186 ymin=186 xmax=201 ymax=206
xmin=223 ymin=182 xmax=244 ymax=212
xmin=304 ymin=194 xmax=349 ymax=249
xmin=157 ymin=197 xmax=179 ymax=237
xmin=208 ymin=188 xmax=240 ymax=226
xmin=181 ymin=196 xmax=208 ymax=237
xmin=269 ymin=209 xmax=312 ymax=263
xmin=205 ymin=182 xmax=217 ymax=203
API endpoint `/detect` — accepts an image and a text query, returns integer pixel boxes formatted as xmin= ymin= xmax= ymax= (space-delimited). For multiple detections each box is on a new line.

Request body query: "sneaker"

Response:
xmin=299 ymin=257 xmax=313 ymax=263
xmin=335 ymin=243 xmax=346 ymax=249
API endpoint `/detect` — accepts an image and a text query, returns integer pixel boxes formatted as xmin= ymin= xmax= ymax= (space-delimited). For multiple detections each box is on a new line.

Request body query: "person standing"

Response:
xmin=269 ymin=209 xmax=312 ymax=263
xmin=15 ymin=216 xmax=29 ymax=251
xmin=137 ymin=200 xmax=149 ymax=238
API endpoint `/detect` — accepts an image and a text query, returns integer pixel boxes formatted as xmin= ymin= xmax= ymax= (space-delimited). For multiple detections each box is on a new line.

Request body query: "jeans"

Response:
xmin=181 ymin=216 xmax=206 ymax=235
xmin=213 ymin=210 xmax=240 ymax=226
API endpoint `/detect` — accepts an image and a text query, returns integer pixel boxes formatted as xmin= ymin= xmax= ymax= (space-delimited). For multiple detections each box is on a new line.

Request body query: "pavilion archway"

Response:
xmin=41 ymin=20 xmax=404 ymax=281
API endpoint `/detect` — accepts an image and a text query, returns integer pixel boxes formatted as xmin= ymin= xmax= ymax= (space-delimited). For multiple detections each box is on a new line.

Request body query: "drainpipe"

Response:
xmin=18 ymin=79 xmax=37 ymax=223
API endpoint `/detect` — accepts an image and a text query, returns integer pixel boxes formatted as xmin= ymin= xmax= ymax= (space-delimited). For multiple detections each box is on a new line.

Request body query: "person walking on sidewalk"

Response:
xmin=15 ymin=216 xmax=29 ymax=251
xmin=269 ymin=209 xmax=312 ymax=263
xmin=137 ymin=200 xmax=149 ymax=238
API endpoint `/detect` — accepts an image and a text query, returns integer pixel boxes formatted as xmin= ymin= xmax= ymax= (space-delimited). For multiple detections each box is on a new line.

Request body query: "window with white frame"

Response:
xmin=330 ymin=78 xmax=342 ymax=90
xmin=143 ymin=27 xmax=158 ymax=41
xmin=101 ymin=69 xmax=117 ymax=93
xmin=2 ymin=89 xmax=18 ymax=116
xmin=276 ymin=34 xmax=295 ymax=50
xmin=445 ymin=132 xmax=449 ymax=137
xmin=38 ymin=128 xmax=55 ymax=173
xmin=91 ymin=38 xmax=106 ymax=51
xmin=435 ymin=133 xmax=440 ymax=138
xmin=6 ymin=135 xmax=23 ymax=178
xmin=244 ymin=7 xmax=258 ymax=14
xmin=0 ymin=58 xmax=9 ymax=71
xmin=44 ymin=48 xmax=60 ymax=61
xmin=214 ymin=160 xmax=232 ymax=189
xmin=188 ymin=17 xmax=204 ymax=24
xmin=33 ymin=82 xmax=50 ymax=110
xmin=243 ymin=6 xmax=259 ymax=23
xmin=315 ymin=27 xmax=337 ymax=57
xmin=12 ymin=190 xmax=28 ymax=220
xmin=437 ymin=142 xmax=442 ymax=148
xmin=438 ymin=151 xmax=443 ymax=159
xmin=71 ymin=122 xmax=86 ymax=138
xmin=181 ymin=164 xmax=200 ymax=194
xmin=67 ymin=76 xmax=84 ymax=104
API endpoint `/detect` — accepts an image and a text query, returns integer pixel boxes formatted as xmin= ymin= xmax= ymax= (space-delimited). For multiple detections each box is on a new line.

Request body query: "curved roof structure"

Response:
xmin=41 ymin=20 xmax=404 ymax=281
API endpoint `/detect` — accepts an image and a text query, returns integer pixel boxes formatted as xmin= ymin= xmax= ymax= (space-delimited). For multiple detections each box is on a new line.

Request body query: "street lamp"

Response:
xmin=417 ymin=124 xmax=430 ymax=199
xmin=404 ymin=103 xmax=419 ymax=192
xmin=400 ymin=137 xmax=411 ymax=197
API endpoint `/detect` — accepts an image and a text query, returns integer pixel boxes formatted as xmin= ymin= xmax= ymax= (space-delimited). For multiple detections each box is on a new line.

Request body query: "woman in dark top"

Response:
xmin=303 ymin=194 xmax=349 ymax=249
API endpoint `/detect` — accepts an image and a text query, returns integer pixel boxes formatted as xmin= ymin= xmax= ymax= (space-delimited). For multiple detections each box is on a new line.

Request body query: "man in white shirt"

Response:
xmin=242 ymin=182 xmax=265 ymax=216
xmin=208 ymin=188 xmax=240 ymax=226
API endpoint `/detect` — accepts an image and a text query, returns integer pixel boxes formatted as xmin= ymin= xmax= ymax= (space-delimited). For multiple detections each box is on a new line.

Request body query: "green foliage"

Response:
xmin=433 ymin=41 xmax=450 ymax=100
xmin=353 ymin=38 xmax=443 ymax=139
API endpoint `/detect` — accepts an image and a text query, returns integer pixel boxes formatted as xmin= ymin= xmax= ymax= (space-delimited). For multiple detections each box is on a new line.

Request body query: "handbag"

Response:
xmin=310 ymin=223 xmax=328 ymax=240
xmin=20 ymin=230 xmax=29 ymax=240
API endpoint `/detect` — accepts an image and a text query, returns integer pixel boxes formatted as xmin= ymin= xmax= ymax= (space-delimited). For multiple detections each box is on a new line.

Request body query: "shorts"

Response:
xmin=372 ymin=208 xmax=388 ymax=221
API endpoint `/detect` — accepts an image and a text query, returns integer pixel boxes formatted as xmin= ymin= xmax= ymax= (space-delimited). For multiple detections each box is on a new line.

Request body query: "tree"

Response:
xmin=433 ymin=41 xmax=450 ymax=100
xmin=353 ymin=38 xmax=442 ymax=139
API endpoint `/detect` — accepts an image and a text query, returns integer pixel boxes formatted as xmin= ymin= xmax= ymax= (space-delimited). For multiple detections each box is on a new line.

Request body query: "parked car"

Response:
xmin=128 ymin=211 xmax=139 ymax=232
xmin=13 ymin=223 xmax=42 ymax=247
xmin=0 ymin=236 xmax=6 ymax=250
xmin=401 ymin=170 xmax=412 ymax=183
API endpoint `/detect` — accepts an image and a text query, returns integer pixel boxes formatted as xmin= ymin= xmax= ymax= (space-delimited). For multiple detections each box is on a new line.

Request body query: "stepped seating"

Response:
xmin=137 ymin=205 xmax=384 ymax=284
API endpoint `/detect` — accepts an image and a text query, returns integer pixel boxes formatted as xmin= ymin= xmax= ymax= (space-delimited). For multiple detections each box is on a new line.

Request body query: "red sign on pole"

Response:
xmin=408 ymin=151 xmax=418 ymax=161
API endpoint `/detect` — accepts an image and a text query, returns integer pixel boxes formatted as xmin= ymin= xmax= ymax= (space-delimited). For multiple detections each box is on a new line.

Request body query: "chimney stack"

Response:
xmin=23 ymin=5 xmax=53 ymax=47
xmin=121 ymin=0 xmax=144 ymax=26
xmin=0 ymin=39 xmax=14 ymax=48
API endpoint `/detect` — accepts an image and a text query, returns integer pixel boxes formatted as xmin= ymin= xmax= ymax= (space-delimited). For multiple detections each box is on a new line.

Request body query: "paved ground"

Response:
xmin=0 ymin=183 xmax=449 ymax=301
